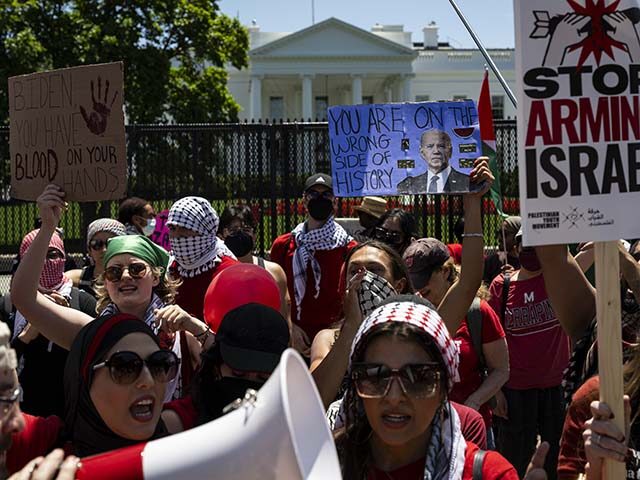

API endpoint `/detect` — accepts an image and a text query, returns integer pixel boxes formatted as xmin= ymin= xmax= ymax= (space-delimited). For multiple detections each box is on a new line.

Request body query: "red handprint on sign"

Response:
xmin=79 ymin=76 xmax=119 ymax=136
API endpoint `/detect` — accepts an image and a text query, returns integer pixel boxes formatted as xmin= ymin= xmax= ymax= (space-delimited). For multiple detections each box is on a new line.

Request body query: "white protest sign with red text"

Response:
xmin=516 ymin=0 xmax=640 ymax=246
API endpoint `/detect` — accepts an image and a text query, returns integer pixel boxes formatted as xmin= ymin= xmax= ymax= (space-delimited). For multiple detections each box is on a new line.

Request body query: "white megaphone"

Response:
xmin=76 ymin=349 xmax=342 ymax=479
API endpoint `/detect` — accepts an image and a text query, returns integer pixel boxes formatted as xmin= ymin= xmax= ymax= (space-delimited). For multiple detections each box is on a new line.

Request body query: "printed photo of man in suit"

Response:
xmin=397 ymin=129 xmax=470 ymax=194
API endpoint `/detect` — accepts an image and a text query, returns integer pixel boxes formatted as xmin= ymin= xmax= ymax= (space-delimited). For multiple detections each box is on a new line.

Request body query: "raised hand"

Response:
xmin=467 ymin=156 xmax=494 ymax=198
xmin=36 ymin=184 xmax=66 ymax=230
xmin=79 ymin=76 xmax=119 ymax=136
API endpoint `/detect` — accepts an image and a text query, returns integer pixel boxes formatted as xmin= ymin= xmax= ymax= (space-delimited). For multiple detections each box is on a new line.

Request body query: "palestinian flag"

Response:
xmin=478 ymin=70 xmax=507 ymax=218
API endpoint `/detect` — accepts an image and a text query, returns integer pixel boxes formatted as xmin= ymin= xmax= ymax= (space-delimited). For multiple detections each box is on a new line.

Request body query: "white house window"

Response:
xmin=415 ymin=95 xmax=430 ymax=102
xmin=270 ymin=96 xmax=284 ymax=120
xmin=363 ymin=96 xmax=374 ymax=104
xmin=315 ymin=96 xmax=328 ymax=120
xmin=491 ymin=95 xmax=505 ymax=120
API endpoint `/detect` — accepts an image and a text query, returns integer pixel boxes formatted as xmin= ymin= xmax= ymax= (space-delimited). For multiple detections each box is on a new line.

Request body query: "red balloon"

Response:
xmin=204 ymin=263 xmax=281 ymax=332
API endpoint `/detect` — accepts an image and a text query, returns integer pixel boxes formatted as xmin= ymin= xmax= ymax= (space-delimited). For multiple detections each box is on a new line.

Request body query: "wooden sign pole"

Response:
xmin=595 ymin=241 xmax=625 ymax=479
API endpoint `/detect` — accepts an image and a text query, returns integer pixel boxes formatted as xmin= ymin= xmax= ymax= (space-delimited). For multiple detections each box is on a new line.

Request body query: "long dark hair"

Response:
xmin=191 ymin=343 xmax=226 ymax=426
xmin=334 ymin=321 xmax=448 ymax=479
xmin=344 ymin=240 xmax=414 ymax=294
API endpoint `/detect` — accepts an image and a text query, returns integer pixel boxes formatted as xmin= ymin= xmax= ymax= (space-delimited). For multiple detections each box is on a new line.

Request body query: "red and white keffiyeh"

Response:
xmin=20 ymin=229 xmax=71 ymax=292
xmin=350 ymin=300 xmax=460 ymax=390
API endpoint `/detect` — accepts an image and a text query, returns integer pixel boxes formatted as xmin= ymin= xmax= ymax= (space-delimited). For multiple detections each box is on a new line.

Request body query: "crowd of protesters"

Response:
xmin=0 ymin=154 xmax=634 ymax=479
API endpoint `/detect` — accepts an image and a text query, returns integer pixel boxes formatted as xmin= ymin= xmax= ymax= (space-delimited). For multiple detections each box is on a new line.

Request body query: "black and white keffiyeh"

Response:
xmin=167 ymin=197 xmax=236 ymax=278
xmin=291 ymin=216 xmax=352 ymax=320
xmin=357 ymin=271 xmax=396 ymax=319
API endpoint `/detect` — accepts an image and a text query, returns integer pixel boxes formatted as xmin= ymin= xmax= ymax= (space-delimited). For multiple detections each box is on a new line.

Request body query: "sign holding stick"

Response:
xmin=9 ymin=62 xmax=127 ymax=202
xmin=328 ymin=100 xmax=481 ymax=197
xmin=515 ymin=1 xmax=636 ymax=477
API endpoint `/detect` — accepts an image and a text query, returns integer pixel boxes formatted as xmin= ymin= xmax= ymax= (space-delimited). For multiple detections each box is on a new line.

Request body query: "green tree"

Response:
xmin=0 ymin=0 xmax=248 ymax=124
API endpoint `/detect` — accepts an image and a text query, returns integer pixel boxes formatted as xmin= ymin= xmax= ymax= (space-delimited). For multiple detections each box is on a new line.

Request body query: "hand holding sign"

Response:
xmin=80 ymin=76 xmax=118 ymax=136
xmin=467 ymin=156 xmax=494 ymax=198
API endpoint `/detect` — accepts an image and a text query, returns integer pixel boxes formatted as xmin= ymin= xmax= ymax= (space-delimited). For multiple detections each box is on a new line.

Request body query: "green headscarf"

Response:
xmin=103 ymin=235 xmax=170 ymax=273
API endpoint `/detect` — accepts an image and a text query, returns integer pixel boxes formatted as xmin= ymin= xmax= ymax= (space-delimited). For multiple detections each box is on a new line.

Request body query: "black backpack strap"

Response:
xmin=69 ymin=287 xmax=81 ymax=311
xmin=256 ymin=256 xmax=266 ymax=269
xmin=473 ymin=449 xmax=487 ymax=480
xmin=467 ymin=297 xmax=485 ymax=368
xmin=501 ymin=272 xmax=511 ymax=324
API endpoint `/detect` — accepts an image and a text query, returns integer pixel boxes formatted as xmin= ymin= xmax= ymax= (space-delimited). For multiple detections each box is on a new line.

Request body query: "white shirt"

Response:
xmin=427 ymin=165 xmax=451 ymax=192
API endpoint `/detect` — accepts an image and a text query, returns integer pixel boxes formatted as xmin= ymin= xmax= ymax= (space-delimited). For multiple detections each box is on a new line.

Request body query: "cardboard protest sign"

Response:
xmin=516 ymin=0 xmax=640 ymax=246
xmin=9 ymin=62 xmax=127 ymax=201
xmin=328 ymin=100 xmax=481 ymax=197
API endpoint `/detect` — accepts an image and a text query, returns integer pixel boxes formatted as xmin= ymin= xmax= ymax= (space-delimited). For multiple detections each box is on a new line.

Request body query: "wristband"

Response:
xmin=462 ymin=233 xmax=483 ymax=238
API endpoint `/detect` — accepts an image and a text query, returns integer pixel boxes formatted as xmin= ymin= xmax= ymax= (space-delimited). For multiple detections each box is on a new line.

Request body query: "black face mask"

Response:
xmin=216 ymin=377 xmax=264 ymax=411
xmin=307 ymin=198 xmax=334 ymax=221
xmin=225 ymin=231 xmax=254 ymax=257
xmin=519 ymin=247 xmax=541 ymax=272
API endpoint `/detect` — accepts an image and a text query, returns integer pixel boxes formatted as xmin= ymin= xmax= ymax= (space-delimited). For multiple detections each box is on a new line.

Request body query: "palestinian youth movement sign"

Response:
xmin=516 ymin=0 xmax=640 ymax=245
xmin=328 ymin=100 xmax=482 ymax=197
xmin=9 ymin=62 xmax=127 ymax=201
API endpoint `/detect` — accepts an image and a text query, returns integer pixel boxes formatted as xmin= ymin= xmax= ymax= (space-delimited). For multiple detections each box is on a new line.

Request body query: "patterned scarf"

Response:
xmin=20 ymin=229 xmax=70 ymax=292
xmin=330 ymin=300 xmax=465 ymax=479
xmin=357 ymin=271 xmax=397 ymax=319
xmin=86 ymin=218 xmax=126 ymax=249
xmin=291 ymin=216 xmax=352 ymax=320
xmin=99 ymin=294 xmax=183 ymax=401
xmin=167 ymin=197 xmax=236 ymax=278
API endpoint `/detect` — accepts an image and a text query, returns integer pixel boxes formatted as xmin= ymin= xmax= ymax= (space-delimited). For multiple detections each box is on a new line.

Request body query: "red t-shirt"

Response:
xmin=7 ymin=414 xmax=64 ymax=474
xmin=270 ymin=231 xmax=357 ymax=339
xmin=163 ymin=396 xmax=198 ymax=431
xmin=557 ymin=375 xmax=600 ymax=479
xmin=449 ymin=300 xmax=505 ymax=425
xmin=173 ymin=256 xmax=238 ymax=319
xmin=488 ymin=273 xmax=570 ymax=390
xmin=447 ymin=243 xmax=463 ymax=264
xmin=451 ymin=401 xmax=487 ymax=449
xmin=367 ymin=441 xmax=517 ymax=479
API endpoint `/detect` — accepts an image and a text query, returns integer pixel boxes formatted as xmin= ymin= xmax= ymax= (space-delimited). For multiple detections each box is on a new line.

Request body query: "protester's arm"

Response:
xmin=65 ymin=269 xmax=82 ymax=287
xmin=619 ymin=243 xmax=640 ymax=305
xmin=574 ymin=243 xmax=595 ymax=273
xmin=465 ymin=338 xmax=509 ymax=410
xmin=10 ymin=185 xmax=92 ymax=350
xmin=309 ymin=329 xmax=337 ymax=372
xmin=265 ymin=261 xmax=292 ymax=334
xmin=535 ymin=244 xmax=595 ymax=341
xmin=438 ymin=157 xmax=493 ymax=334
xmin=311 ymin=270 xmax=365 ymax=409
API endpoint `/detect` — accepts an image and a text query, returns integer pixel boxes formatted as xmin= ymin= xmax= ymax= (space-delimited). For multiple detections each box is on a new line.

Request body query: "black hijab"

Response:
xmin=62 ymin=313 xmax=168 ymax=457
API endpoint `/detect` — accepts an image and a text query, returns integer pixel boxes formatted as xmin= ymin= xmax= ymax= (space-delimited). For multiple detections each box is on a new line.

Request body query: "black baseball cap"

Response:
xmin=216 ymin=303 xmax=290 ymax=373
xmin=304 ymin=173 xmax=333 ymax=192
xmin=402 ymin=238 xmax=451 ymax=290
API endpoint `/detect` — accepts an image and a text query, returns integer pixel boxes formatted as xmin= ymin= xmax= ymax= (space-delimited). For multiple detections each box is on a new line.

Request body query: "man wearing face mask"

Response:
xmin=218 ymin=205 xmax=291 ymax=326
xmin=117 ymin=197 xmax=156 ymax=236
xmin=270 ymin=174 xmax=358 ymax=355
xmin=488 ymin=228 xmax=569 ymax=479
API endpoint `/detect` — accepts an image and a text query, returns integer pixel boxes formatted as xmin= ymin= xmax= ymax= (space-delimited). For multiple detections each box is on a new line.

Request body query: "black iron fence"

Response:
xmin=0 ymin=120 xmax=519 ymax=260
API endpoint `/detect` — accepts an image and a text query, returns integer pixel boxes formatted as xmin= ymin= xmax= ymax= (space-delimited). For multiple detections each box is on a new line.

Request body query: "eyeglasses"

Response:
xmin=89 ymin=239 xmax=108 ymax=251
xmin=0 ymin=385 xmax=22 ymax=416
xmin=93 ymin=350 xmax=180 ymax=385
xmin=351 ymin=363 xmax=441 ymax=399
xmin=104 ymin=262 xmax=148 ymax=282
xmin=305 ymin=190 xmax=334 ymax=200
xmin=372 ymin=227 xmax=403 ymax=245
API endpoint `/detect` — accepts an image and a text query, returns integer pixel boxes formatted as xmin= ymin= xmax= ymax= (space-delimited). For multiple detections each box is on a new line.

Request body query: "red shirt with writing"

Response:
xmin=488 ymin=272 xmax=570 ymax=390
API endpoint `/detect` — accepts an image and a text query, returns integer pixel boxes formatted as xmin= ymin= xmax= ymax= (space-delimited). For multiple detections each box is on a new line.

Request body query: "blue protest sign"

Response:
xmin=328 ymin=100 xmax=481 ymax=196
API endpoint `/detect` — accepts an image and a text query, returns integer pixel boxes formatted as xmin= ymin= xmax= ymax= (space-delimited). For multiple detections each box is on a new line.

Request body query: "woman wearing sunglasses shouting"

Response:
xmin=66 ymin=218 xmax=127 ymax=298
xmin=11 ymin=185 xmax=213 ymax=402
xmin=6 ymin=313 xmax=178 ymax=473
xmin=331 ymin=295 xmax=551 ymax=480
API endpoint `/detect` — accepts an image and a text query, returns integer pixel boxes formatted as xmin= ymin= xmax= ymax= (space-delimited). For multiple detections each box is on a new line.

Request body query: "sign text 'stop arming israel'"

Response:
xmin=516 ymin=0 xmax=640 ymax=245
xmin=328 ymin=100 xmax=481 ymax=197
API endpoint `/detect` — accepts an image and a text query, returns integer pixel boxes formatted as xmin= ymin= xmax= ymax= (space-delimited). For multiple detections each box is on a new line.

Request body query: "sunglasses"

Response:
xmin=351 ymin=363 xmax=441 ymax=399
xmin=372 ymin=227 xmax=403 ymax=244
xmin=93 ymin=350 xmax=180 ymax=385
xmin=104 ymin=262 xmax=148 ymax=282
xmin=89 ymin=239 xmax=108 ymax=251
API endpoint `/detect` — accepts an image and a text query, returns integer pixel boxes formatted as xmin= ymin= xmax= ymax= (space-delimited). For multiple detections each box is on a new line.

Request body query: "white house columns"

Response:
xmin=351 ymin=75 xmax=363 ymax=104
xmin=301 ymin=74 xmax=313 ymax=120
xmin=250 ymin=75 xmax=262 ymax=120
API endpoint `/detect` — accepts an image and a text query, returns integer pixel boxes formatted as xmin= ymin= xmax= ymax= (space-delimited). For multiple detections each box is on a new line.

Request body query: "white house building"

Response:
xmin=227 ymin=18 xmax=516 ymax=122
